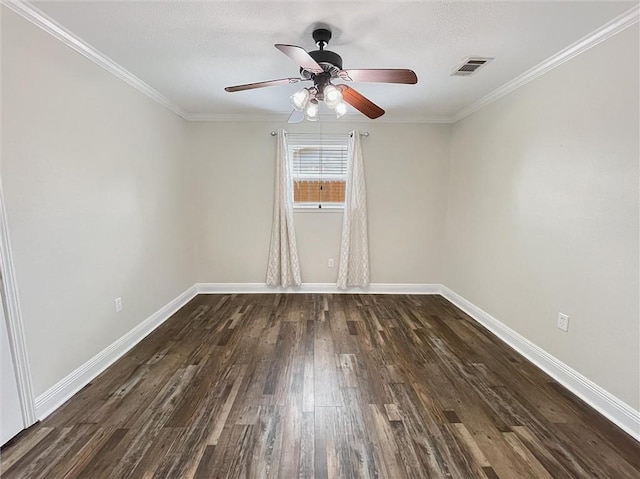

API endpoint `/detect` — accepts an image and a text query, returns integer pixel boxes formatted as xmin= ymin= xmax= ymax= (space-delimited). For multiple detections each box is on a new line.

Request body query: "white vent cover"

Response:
xmin=451 ymin=57 xmax=494 ymax=76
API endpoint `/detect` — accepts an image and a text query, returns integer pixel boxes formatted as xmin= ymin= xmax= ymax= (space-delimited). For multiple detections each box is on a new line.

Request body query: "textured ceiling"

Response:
xmin=29 ymin=1 xmax=637 ymax=121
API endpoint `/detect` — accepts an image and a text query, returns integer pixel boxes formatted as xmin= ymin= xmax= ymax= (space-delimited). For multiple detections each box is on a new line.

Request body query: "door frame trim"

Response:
xmin=0 ymin=183 xmax=36 ymax=426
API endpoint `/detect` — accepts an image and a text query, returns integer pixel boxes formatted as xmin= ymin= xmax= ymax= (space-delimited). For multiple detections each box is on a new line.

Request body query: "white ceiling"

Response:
xmin=27 ymin=1 xmax=637 ymax=121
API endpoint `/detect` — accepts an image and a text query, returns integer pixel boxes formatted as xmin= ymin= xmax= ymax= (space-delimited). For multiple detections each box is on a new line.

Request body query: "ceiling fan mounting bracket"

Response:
xmin=312 ymin=28 xmax=332 ymax=50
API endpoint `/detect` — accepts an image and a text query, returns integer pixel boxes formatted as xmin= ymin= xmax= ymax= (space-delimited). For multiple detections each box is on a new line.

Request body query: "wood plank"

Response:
xmin=503 ymin=431 xmax=554 ymax=479
xmin=2 ymin=294 xmax=638 ymax=479
xmin=0 ymin=427 xmax=54 ymax=472
xmin=298 ymin=412 xmax=315 ymax=479
xmin=313 ymin=319 xmax=341 ymax=407
xmin=365 ymin=404 xmax=406 ymax=479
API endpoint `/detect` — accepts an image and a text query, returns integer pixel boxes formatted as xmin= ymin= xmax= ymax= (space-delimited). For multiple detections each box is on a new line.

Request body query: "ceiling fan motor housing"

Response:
xmin=301 ymin=28 xmax=343 ymax=78
xmin=308 ymin=49 xmax=342 ymax=70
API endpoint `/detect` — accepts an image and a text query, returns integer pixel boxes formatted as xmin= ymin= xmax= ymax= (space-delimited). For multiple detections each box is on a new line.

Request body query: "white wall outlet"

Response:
xmin=557 ymin=313 xmax=570 ymax=332
xmin=328 ymin=258 xmax=334 ymax=268
xmin=114 ymin=297 xmax=123 ymax=313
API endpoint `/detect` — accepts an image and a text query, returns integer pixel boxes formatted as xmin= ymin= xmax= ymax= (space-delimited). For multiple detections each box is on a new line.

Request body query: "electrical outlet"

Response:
xmin=328 ymin=258 xmax=334 ymax=268
xmin=114 ymin=297 xmax=123 ymax=313
xmin=557 ymin=313 xmax=569 ymax=332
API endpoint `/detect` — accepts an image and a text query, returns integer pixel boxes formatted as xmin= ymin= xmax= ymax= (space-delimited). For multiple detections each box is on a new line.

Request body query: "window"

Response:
xmin=288 ymin=134 xmax=348 ymax=209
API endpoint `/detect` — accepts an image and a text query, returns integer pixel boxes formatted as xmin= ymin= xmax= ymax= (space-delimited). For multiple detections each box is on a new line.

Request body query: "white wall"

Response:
xmin=444 ymin=25 xmax=639 ymax=409
xmin=2 ymin=2 xmax=638 ymax=429
xmin=1 ymin=9 xmax=192 ymax=397
xmin=188 ymin=120 xmax=451 ymax=284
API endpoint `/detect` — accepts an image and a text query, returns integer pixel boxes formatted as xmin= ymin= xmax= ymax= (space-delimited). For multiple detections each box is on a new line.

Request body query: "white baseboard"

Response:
xmin=440 ymin=286 xmax=640 ymax=441
xmin=33 ymin=282 xmax=436 ymax=421
xmin=195 ymin=282 xmax=442 ymax=295
xmin=34 ymin=285 xmax=198 ymax=420
xmin=32 ymin=282 xmax=639 ymax=442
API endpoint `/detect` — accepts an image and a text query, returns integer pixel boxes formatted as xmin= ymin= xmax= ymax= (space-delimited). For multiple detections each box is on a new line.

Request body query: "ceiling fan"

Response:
xmin=224 ymin=28 xmax=418 ymax=122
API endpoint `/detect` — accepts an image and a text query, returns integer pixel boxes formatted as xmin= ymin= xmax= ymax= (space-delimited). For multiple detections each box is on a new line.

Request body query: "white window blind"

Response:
xmin=287 ymin=134 xmax=349 ymax=209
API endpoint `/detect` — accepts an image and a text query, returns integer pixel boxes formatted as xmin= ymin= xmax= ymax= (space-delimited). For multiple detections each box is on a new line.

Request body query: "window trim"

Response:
xmin=293 ymin=205 xmax=344 ymax=213
xmin=288 ymin=139 xmax=348 ymax=211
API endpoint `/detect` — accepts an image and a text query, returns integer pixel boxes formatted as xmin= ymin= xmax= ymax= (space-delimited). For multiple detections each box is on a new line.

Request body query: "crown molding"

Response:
xmin=1 ymin=0 xmax=190 ymax=120
xmin=452 ymin=4 xmax=640 ymax=122
xmin=185 ymin=113 xmax=292 ymax=122
xmin=4 ymin=0 xmax=636 ymax=126
xmin=184 ymin=112 xmax=455 ymax=124
xmin=357 ymin=115 xmax=455 ymax=124
xmin=1 ymin=0 xmax=453 ymax=125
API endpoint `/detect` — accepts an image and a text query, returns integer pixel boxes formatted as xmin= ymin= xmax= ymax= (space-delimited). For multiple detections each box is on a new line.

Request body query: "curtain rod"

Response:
xmin=270 ymin=131 xmax=369 ymax=137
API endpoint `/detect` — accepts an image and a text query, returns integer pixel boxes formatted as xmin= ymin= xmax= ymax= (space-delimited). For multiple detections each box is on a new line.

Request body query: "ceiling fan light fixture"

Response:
xmin=323 ymin=84 xmax=342 ymax=108
xmin=304 ymin=99 xmax=319 ymax=121
xmin=335 ymin=101 xmax=347 ymax=118
xmin=226 ymin=28 xmax=417 ymax=121
xmin=289 ymin=88 xmax=310 ymax=111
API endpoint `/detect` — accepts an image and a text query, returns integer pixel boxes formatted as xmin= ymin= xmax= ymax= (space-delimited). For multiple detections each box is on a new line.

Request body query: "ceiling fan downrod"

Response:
xmin=307 ymin=29 xmax=343 ymax=74
xmin=312 ymin=28 xmax=332 ymax=50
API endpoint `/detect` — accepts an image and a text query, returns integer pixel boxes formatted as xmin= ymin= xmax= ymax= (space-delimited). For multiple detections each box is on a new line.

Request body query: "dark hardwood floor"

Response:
xmin=1 ymin=294 xmax=638 ymax=478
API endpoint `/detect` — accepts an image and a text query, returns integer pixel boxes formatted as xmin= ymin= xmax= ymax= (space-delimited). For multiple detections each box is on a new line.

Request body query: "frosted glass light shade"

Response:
xmin=304 ymin=101 xmax=319 ymax=121
xmin=335 ymin=101 xmax=347 ymax=118
xmin=289 ymin=89 xmax=310 ymax=111
xmin=323 ymin=85 xmax=342 ymax=108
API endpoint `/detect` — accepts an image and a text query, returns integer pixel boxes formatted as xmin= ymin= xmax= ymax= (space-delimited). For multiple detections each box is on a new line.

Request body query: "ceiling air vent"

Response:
xmin=451 ymin=57 xmax=493 ymax=77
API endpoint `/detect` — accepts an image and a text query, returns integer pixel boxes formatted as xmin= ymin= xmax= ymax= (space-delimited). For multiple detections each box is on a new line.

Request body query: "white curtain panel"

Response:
xmin=266 ymin=129 xmax=302 ymax=287
xmin=337 ymin=130 xmax=370 ymax=289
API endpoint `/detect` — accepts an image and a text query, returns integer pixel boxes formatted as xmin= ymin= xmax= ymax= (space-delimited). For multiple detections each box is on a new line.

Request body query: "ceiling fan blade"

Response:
xmin=339 ymin=69 xmax=418 ymax=84
xmin=288 ymin=109 xmax=304 ymax=124
xmin=275 ymin=44 xmax=324 ymax=73
xmin=225 ymin=77 xmax=305 ymax=92
xmin=337 ymin=85 xmax=385 ymax=119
